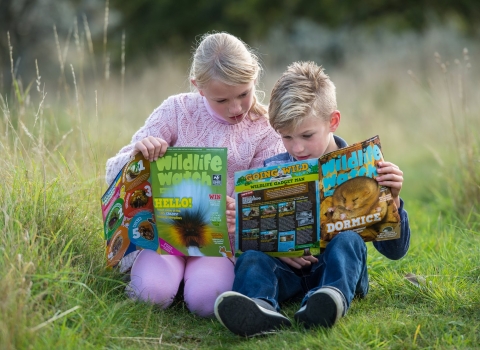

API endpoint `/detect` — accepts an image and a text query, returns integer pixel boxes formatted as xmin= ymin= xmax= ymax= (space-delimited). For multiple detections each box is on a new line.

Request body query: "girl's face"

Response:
xmin=197 ymin=79 xmax=255 ymax=124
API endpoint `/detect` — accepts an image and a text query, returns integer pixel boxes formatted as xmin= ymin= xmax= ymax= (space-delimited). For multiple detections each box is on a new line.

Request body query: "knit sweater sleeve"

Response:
xmin=105 ymin=96 xmax=179 ymax=185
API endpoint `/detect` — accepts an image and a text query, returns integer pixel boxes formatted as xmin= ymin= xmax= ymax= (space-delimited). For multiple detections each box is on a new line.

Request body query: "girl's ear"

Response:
xmin=329 ymin=110 xmax=341 ymax=132
xmin=191 ymin=79 xmax=205 ymax=96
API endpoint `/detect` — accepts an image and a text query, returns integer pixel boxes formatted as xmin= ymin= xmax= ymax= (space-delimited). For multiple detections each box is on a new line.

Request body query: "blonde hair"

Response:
xmin=268 ymin=61 xmax=337 ymax=131
xmin=190 ymin=32 xmax=267 ymax=117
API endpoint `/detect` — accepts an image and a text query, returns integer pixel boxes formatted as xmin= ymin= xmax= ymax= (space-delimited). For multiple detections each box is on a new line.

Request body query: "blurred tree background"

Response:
xmin=113 ymin=0 xmax=480 ymax=56
xmin=1 ymin=0 xmax=480 ymax=87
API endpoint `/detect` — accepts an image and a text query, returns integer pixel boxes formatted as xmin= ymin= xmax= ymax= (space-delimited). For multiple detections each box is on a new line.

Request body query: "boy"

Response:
xmin=214 ymin=61 xmax=411 ymax=337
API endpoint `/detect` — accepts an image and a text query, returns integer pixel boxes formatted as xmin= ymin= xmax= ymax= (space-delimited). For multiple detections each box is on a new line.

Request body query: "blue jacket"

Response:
xmin=263 ymin=135 xmax=411 ymax=260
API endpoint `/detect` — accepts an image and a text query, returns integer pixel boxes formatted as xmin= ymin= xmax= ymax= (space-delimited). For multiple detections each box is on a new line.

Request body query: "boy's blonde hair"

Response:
xmin=268 ymin=61 xmax=337 ymax=131
xmin=190 ymin=32 xmax=267 ymax=117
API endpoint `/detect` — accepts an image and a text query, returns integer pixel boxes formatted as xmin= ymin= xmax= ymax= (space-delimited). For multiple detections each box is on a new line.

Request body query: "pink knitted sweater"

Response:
xmin=105 ymin=92 xmax=286 ymax=196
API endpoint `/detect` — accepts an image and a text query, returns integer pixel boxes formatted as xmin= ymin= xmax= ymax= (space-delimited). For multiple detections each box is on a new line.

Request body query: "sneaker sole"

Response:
xmin=294 ymin=288 xmax=343 ymax=328
xmin=214 ymin=291 xmax=291 ymax=337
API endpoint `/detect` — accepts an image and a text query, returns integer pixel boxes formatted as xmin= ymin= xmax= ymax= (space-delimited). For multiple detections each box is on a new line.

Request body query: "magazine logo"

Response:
xmin=155 ymin=152 xmax=224 ymax=186
xmin=212 ymin=174 xmax=222 ymax=185
xmin=321 ymin=144 xmax=382 ymax=191
xmin=245 ymin=163 xmax=308 ymax=182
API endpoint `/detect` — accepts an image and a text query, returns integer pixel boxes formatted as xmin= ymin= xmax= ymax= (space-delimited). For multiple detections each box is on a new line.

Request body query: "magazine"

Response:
xmin=233 ymin=135 xmax=401 ymax=257
xmin=319 ymin=135 xmax=401 ymax=242
xmin=151 ymin=147 xmax=231 ymax=257
xmin=234 ymin=158 xmax=321 ymax=257
xmin=101 ymin=147 xmax=231 ymax=269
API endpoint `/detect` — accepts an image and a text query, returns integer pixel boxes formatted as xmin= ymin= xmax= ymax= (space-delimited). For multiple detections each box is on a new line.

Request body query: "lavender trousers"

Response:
xmin=127 ymin=249 xmax=235 ymax=317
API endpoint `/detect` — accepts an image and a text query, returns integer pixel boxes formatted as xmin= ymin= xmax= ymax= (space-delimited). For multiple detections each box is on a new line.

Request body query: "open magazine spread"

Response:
xmin=101 ymin=148 xmax=231 ymax=269
xmin=234 ymin=159 xmax=321 ymax=257
xmin=233 ymin=135 xmax=401 ymax=257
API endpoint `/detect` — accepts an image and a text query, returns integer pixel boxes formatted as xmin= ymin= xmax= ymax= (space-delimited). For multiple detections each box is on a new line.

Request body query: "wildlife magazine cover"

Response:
xmin=234 ymin=159 xmax=321 ymax=257
xmin=101 ymin=148 xmax=231 ymax=270
xmin=319 ymin=135 xmax=401 ymax=242
xmin=150 ymin=147 xmax=231 ymax=257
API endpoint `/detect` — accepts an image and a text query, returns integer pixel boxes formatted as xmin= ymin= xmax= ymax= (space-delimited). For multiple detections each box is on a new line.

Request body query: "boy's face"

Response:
xmin=278 ymin=113 xmax=340 ymax=160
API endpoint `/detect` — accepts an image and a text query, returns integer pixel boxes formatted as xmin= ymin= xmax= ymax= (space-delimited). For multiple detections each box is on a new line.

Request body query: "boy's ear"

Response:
xmin=329 ymin=110 xmax=341 ymax=132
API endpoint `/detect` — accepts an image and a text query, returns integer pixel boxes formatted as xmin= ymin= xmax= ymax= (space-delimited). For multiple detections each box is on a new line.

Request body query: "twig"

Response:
xmin=31 ymin=306 xmax=81 ymax=332
xmin=108 ymin=336 xmax=187 ymax=349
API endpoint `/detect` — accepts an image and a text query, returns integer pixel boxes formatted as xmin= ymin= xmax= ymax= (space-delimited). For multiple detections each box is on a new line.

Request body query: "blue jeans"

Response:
xmin=232 ymin=230 xmax=369 ymax=311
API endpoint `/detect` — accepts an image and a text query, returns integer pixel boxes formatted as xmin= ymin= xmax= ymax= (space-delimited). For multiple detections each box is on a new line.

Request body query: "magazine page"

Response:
xmin=318 ymin=135 xmax=401 ymax=242
xmin=234 ymin=159 xmax=320 ymax=257
xmin=150 ymin=147 xmax=231 ymax=257
xmin=101 ymin=153 xmax=155 ymax=270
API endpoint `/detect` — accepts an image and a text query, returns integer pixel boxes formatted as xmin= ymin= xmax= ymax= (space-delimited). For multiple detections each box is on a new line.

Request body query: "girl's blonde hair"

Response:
xmin=190 ymin=32 xmax=267 ymax=118
xmin=269 ymin=61 xmax=337 ymax=131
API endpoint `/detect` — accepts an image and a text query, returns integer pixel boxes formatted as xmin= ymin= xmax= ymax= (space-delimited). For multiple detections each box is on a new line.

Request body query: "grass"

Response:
xmin=1 ymin=24 xmax=480 ymax=349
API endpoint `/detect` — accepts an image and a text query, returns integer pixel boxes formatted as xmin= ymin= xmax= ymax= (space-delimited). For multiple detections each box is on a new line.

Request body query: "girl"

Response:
xmin=105 ymin=32 xmax=285 ymax=317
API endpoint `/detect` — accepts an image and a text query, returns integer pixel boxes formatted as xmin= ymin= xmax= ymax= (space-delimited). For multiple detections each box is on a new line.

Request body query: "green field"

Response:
xmin=1 ymin=27 xmax=479 ymax=349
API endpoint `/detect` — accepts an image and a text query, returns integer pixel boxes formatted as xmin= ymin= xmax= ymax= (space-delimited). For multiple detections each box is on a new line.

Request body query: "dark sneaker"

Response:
xmin=294 ymin=287 xmax=345 ymax=328
xmin=214 ymin=291 xmax=292 ymax=337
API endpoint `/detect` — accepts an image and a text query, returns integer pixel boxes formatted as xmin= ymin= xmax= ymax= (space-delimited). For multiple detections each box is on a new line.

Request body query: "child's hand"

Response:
xmin=279 ymin=256 xmax=318 ymax=270
xmin=133 ymin=136 xmax=169 ymax=162
xmin=226 ymin=196 xmax=236 ymax=235
xmin=376 ymin=161 xmax=403 ymax=208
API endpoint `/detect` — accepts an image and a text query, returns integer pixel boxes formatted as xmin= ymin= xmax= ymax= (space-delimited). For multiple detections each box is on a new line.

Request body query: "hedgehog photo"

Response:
xmin=157 ymin=181 xmax=216 ymax=256
xmin=168 ymin=207 xmax=213 ymax=256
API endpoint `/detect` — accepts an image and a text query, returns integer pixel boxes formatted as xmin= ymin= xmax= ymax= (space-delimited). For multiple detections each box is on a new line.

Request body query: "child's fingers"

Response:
xmin=377 ymin=178 xmax=403 ymax=190
xmin=227 ymin=221 xmax=235 ymax=235
xmin=279 ymin=257 xmax=313 ymax=269
xmin=134 ymin=137 xmax=168 ymax=161
xmin=226 ymin=197 xmax=236 ymax=225
xmin=146 ymin=137 xmax=167 ymax=161
xmin=378 ymin=161 xmax=398 ymax=168
xmin=133 ymin=140 xmax=150 ymax=160
xmin=377 ymin=166 xmax=403 ymax=181
xmin=377 ymin=162 xmax=403 ymax=207
xmin=377 ymin=173 xmax=403 ymax=188
xmin=154 ymin=138 xmax=169 ymax=159
xmin=226 ymin=196 xmax=236 ymax=210
xmin=279 ymin=257 xmax=302 ymax=269
xmin=377 ymin=161 xmax=402 ymax=174
xmin=226 ymin=210 xmax=236 ymax=224
xmin=377 ymin=171 xmax=403 ymax=181
xmin=302 ymin=255 xmax=319 ymax=264
xmin=137 ymin=138 xmax=156 ymax=161
xmin=377 ymin=175 xmax=403 ymax=203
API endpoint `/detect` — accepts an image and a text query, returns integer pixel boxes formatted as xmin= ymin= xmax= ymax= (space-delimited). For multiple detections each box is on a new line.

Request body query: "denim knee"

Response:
xmin=329 ymin=230 xmax=366 ymax=253
xmin=235 ymin=250 xmax=273 ymax=271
